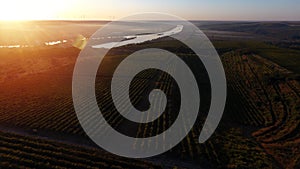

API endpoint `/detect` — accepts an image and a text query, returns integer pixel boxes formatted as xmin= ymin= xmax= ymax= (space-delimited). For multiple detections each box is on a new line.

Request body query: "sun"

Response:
xmin=0 ymin=0 xmax=70 ymax=20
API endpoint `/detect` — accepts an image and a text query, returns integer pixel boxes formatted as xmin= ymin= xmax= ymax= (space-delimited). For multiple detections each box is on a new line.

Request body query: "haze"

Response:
xmin=0 ymin=0 xmax=299 ymax=21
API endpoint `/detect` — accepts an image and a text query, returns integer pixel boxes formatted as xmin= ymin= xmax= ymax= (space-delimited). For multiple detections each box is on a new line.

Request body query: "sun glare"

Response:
xmin=0 ymin=0 xmax=70 ymax=20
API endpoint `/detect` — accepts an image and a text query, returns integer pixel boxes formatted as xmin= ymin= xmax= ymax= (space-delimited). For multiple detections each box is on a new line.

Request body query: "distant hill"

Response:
xmin=194 ymin=21 xmax=300 ymax=41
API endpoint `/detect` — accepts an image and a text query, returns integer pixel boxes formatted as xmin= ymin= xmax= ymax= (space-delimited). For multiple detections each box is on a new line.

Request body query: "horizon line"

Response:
xmin=1 ymin=19 xmax=300 ymax=22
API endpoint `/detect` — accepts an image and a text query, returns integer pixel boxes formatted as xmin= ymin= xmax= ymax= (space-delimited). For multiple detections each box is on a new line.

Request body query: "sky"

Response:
xmin=0 ymin=0 xmax=299 ymax=21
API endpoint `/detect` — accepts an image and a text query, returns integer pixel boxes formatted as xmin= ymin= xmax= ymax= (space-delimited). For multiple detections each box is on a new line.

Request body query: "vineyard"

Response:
xmin=0 ymin=131 xmax=161 ymax=169
xmin=1 ymin=36 xmax=300 ymax=169
xmin=222 ymin=50 xmax=300 ymax=168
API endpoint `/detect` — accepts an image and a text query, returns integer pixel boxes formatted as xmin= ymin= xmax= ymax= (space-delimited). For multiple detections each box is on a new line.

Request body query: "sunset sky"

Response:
xmin=0 ymin=0 xmax=299 ymax=21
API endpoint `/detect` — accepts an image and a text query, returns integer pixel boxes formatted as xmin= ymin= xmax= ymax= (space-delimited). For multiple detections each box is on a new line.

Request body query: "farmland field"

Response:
xmin=0 ymin=21 xmax=300 ymax=169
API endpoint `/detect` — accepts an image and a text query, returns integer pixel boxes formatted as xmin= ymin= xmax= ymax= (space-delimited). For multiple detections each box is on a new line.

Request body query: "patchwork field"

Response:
xmin=0 ymin=21 xmax=300 ymax=169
